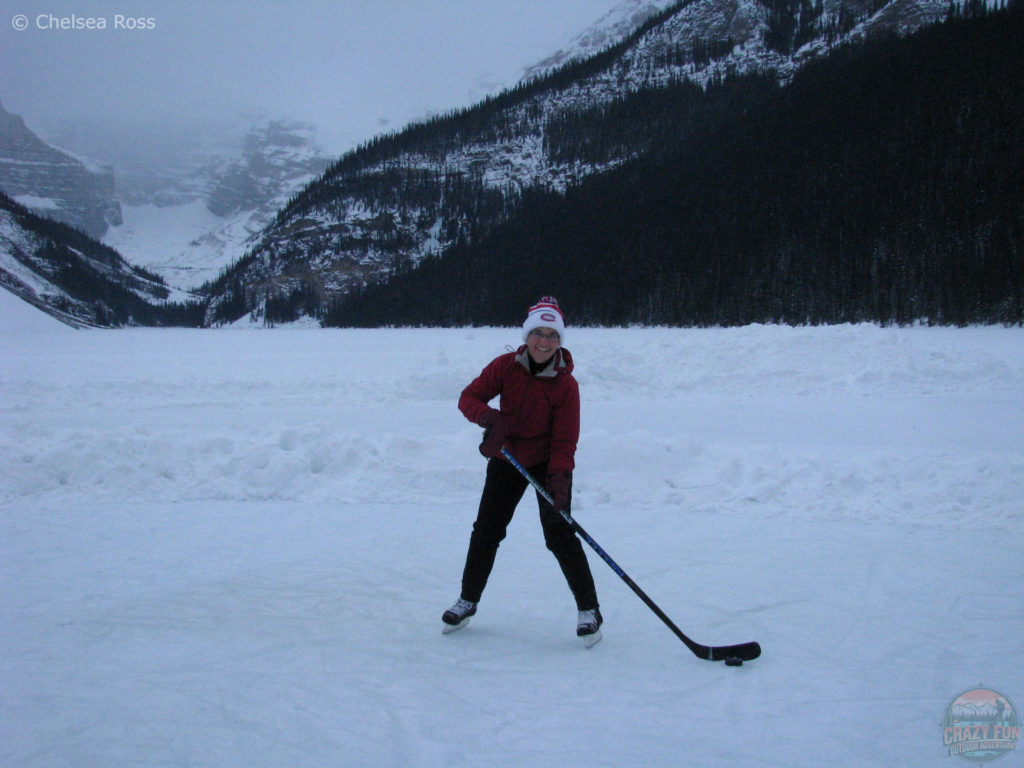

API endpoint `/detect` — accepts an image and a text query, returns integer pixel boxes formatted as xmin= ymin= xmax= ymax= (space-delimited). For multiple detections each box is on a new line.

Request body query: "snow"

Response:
xmin=1 ymin=210 xmax=61 ymax=299
xmin=0 ymin=244 xmax=54 ymax=299
xmin=522 ymin=0 xmax=681 ymax=80
xmin=0 ymin=285 xmax=74 ymax=332
xmin=102 ymin=200 xmax=255 ymax=291
xmin=1 ymin=321 xmax=1022 ymax=766
xmin=1 ymin=208 xmax=194 ymax=308
xmin=11 ymin=195 xmax=61 ymax=211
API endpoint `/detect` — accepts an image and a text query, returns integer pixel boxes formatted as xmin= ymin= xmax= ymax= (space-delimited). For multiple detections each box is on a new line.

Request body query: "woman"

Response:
xmin=442 ymin=297 xmax=602 ymax=647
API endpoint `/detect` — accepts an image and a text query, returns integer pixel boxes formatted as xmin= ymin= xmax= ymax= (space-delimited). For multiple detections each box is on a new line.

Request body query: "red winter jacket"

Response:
xmin=459 ymin=346 xmax=580 ymax=474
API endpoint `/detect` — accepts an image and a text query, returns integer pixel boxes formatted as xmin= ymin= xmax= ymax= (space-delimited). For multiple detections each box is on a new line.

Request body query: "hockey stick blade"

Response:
xmin=701 ymin=641 xmax=762 ymax=662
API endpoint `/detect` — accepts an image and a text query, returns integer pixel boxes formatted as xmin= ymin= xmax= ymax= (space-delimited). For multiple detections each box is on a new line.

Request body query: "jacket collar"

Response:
xmin=515 ymin=346 xmax=567 ymax=378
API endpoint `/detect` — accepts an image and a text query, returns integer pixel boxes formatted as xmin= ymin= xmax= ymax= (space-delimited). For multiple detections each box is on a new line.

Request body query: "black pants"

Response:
xmin=460 ymin=458 xmax=599 ymax=611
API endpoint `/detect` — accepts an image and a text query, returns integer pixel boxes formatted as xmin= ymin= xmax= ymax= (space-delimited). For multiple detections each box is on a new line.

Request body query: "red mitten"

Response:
xmin=477 ymin=409 xmax=506 ymax=458
xmin=545 ymin=472 xmax=571 ymax=513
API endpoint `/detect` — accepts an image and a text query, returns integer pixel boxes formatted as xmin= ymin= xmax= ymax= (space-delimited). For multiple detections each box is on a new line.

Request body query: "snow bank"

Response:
xmin=2 ymin=325 xmax=1021 ymax=528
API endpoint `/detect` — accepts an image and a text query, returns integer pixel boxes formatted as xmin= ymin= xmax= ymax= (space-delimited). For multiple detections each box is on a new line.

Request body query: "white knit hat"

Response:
xmin=521 ymin=296 xmax=566 ymax=342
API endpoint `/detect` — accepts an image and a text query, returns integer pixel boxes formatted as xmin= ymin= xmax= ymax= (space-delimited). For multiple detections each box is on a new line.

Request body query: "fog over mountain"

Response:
xmin=1 ymin=2 xmax=622 ymax=163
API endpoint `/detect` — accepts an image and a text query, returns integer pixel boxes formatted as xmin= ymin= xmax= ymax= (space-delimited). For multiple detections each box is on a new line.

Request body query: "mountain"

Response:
xmin=520 ymin=0 xmax=682 ymax=81
xmin=0 ymin=102 xmax=122 ymax=240
xmin=325 ymin=5 xmax=1023 ymax=328
xmin=0 ymin=191 xmax=201 ymax=328
xmin=97 ymin=118 xmax=332 ymax=291
xmin=200 ymin=0 xmax=957 ymax=327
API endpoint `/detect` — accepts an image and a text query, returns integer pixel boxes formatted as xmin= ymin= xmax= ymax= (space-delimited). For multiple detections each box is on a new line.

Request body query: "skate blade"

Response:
xmin=442 ymin=617 xmax=471 ymax=634
xmin=581 ymin=629 xmax=602 ymax=649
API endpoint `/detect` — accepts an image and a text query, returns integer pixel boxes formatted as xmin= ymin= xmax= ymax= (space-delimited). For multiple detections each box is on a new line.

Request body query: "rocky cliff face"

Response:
xmin=206 ymin=121 xmax=330 ymax=217
xmin=0 ymin=102 xmax=122 ymax=240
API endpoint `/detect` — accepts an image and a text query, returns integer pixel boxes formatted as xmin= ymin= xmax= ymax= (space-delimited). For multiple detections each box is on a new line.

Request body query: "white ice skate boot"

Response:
xmin=577 ymin=608 xmax=603 ymax=648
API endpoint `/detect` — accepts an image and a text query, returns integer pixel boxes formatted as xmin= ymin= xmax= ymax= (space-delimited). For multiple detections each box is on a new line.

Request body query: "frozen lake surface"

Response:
xmin=2 ymin=299 xmax=1022 ymax=766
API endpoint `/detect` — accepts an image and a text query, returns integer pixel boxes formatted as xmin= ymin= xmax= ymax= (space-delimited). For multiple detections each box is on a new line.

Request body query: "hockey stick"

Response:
xmin=502 ymin=448 xmax=761 ymax=663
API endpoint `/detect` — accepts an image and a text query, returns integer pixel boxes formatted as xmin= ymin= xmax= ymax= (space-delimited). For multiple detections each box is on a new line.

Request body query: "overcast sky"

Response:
xmin=1 ymin=0 xmax=620 ymax=160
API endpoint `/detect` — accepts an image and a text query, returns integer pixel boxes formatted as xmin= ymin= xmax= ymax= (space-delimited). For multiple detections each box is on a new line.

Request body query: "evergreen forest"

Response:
xmin=323 ymin=6 xmax=1024 ymax=328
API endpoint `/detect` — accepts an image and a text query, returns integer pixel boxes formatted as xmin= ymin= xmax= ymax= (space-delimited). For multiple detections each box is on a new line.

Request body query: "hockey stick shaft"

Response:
xmin=501 ymin=448 xmax=760 ymax=662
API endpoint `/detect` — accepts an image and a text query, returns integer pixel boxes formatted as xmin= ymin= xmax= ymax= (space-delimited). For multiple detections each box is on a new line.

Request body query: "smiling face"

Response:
xmin=526 ymin=327 xmax=560 ymax=364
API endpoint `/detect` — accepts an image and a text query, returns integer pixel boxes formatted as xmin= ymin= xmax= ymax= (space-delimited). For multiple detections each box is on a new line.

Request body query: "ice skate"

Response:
xmin=441 ymin=598 xmax=477 ymax=634
xmin=577 ymin=608 xmax=603 ymax=648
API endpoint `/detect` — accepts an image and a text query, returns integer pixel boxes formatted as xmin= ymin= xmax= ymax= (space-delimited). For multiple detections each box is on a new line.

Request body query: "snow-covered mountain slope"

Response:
xmin=0 ymin=102 xmax=122 ymax=240
xmin=0 ymin=192 xmax=195 ymax=328
xmin=101 ymin=120 xmax=331 ymax=291
xmin=521 ymin=0 xmax=682 ymax=81
xmin=204 ymin=0 xmax=952 ymax=325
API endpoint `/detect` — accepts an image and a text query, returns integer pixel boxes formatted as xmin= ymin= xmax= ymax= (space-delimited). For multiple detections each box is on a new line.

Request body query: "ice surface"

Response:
xmin=1 ymin=321 xmax=1022 ymax=766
